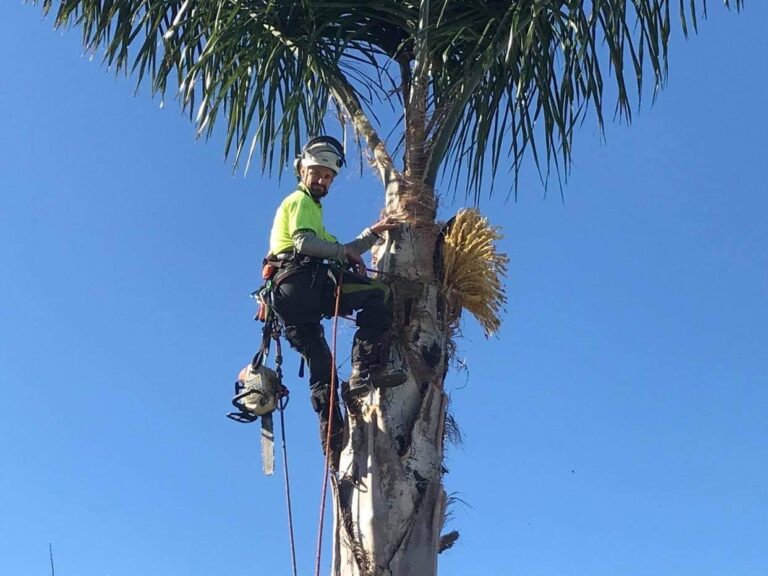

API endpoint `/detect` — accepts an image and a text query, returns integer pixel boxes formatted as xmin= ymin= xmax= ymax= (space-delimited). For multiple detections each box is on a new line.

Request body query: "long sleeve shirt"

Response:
xmin=268 ymin=184 xmax=378 ymax=261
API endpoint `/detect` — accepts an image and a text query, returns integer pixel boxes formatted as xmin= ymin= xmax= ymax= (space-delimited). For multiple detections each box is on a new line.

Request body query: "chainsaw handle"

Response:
xmin=226 ymin=411 xmax=258 ymax=424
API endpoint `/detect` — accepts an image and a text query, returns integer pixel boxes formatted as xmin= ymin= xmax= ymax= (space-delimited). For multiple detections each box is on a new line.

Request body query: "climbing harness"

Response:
xmin=314 ymin=272 xmax=345 ymax=576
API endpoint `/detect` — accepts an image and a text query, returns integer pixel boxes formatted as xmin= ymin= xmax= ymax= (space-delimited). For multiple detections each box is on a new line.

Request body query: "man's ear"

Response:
xmin=293 ymin=156 xmax=302 ymax=178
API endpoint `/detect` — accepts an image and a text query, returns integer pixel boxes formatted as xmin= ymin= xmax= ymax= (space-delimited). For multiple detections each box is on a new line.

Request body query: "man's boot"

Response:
xmin=311 ymin=383 xmax=345 ymax=466
xmin=349 ymin=330 xmax=406 ymax=395
xmin=348 ymin=364 xmax=407 ymax=396
xmin=319 ymin=406 xmax=344 ymax=468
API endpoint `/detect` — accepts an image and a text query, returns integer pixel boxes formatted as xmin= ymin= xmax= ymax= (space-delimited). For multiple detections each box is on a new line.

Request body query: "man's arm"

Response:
xmin=293 ymin=217 xmax=400 ymax=273
xmin=340 ymin=216 xmax=402 ymax=257
xmin=293 ymin=229 xmax=372 ymax=276
xmin=293 ymin=229 xmax=346 ymax=260
xmin=342 ymin=228 xmax=379 ymax=256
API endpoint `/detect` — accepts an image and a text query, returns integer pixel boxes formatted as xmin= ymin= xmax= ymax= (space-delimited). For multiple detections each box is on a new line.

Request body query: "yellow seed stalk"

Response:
xmin=441 ymin=209 xmax=508 ymax=337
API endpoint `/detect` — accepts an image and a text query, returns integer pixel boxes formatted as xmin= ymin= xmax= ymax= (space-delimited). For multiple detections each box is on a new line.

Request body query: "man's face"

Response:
xmin=300 ymin=165 xmax=336 ymax=199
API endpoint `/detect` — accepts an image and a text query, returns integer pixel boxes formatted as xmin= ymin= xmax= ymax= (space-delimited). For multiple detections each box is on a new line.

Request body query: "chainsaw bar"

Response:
xmin=261 ymin=412 xmax=275 ymax=475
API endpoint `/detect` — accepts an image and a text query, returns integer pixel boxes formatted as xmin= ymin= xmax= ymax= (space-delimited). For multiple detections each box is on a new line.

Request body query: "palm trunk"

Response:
xmin=331 ymin=179 xmax=450 ymax=575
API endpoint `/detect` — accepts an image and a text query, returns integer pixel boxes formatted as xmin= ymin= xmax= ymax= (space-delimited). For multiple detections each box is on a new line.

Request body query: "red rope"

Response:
xmin=315 ymin=270 xmax=344 ymax=576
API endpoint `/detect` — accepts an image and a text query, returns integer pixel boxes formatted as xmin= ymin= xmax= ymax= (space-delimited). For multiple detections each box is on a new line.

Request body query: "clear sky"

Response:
xmin=1 ymin=3 xmax=766 ymax=576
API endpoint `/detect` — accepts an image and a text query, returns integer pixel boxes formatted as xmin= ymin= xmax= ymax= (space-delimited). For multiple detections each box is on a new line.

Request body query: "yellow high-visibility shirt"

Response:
xmin=269 ymin=184 xmax=337 ymax=255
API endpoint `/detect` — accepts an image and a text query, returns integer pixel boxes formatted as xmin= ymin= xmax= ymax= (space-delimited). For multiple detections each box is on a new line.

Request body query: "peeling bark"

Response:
xmin=331 ymin=179 xmax=450 ymax=575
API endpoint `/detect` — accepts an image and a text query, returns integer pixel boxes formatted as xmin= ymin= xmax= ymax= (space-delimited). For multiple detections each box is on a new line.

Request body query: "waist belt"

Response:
xmin=267 ymin=253 xmax=327 ymax=287
xmin=269 ymin=252 xmax=325 ymax=267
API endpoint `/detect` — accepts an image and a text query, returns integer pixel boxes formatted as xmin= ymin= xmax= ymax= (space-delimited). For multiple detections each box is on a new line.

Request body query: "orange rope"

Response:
xmin=315 ymin=269 xmax=344 ymax=576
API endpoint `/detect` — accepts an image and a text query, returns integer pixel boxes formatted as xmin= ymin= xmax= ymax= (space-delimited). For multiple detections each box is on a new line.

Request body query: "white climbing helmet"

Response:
xmin=294 ymin=136 xmax=345 ymax=176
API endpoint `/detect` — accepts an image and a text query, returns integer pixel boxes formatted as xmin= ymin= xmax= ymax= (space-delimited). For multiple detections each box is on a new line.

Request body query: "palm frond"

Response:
xmin=423 ymin=0 xmax=744 ymax=203
xmin=35 ymin=0 xmax=744 ymax=199
xmin=37 ymin=0 xmax=413 ymax=176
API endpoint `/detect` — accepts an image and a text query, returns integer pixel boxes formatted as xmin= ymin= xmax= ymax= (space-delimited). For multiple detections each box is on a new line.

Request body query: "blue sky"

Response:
xmin=1 ymin=3 xmax=767 ymax=576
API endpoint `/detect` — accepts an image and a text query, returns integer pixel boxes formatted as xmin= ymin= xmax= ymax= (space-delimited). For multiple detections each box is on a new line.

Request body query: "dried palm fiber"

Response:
xmin=441 ymin=209 xmax=508 ymax=336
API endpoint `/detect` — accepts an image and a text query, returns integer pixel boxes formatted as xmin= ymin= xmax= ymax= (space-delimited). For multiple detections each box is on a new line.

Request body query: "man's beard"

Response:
xmin=310 ymin=184 xmax=328 ymax=199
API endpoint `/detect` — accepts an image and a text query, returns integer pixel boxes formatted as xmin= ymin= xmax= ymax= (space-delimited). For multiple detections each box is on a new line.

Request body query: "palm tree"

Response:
xmin=36 ymin=1 xmax=743 ymax=574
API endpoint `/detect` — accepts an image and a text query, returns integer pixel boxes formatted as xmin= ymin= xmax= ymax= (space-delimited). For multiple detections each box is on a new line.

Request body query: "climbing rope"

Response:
xmin=278 ymin=400 xmax=298 ymax=576
xmin=238 ymin=264 xmax=385 ymax=575
xmin=265 ymin=265 xmax=381 ymax=576
xmin=314 ymin=269 xmax=345 ymax=576
xmin=274 ymin=335 xmax=298 ymax=576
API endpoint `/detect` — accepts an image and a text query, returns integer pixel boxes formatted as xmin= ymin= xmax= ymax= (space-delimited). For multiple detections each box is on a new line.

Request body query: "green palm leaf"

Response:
xmin=37 ymin=0 xmax=743 ymax=200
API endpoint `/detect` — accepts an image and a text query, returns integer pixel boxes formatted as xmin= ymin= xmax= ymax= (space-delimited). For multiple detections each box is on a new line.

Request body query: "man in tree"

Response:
xmin=33 ymin=0 xmax=746 ymax=569
xmin=266 ymin=136 xmax=406 ymax=457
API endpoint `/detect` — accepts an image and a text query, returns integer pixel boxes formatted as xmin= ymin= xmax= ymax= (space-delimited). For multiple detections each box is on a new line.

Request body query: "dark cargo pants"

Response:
xmin=270 ymin=262 xmax=393 ymax=451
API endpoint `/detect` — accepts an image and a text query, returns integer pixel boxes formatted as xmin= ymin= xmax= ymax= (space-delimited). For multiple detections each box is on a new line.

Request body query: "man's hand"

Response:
xmin=344 ymin=245 xmax=367 ymax=276
xmin=370 ymin=216 xmax=401 ymax=237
